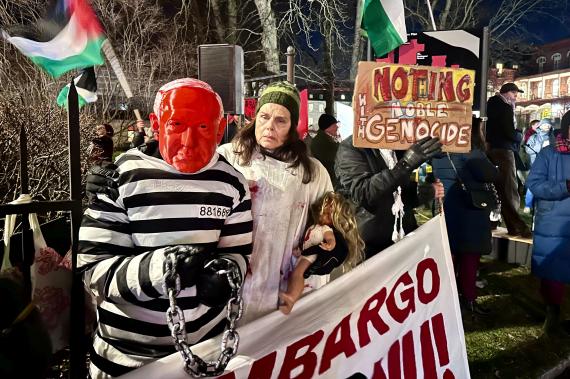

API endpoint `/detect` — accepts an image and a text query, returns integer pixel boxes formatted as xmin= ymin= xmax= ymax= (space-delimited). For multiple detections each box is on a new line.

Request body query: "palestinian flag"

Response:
xmin=361 ymin=0 xmax=407 ymax=57
xmin=57 ymin=67 xmax=97 ymax=108
xmin=1 ymin=0 xmax=105 ymax=78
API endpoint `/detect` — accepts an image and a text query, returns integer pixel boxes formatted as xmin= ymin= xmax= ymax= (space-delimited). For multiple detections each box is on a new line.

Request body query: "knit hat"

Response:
xmin=256 ymin=81 xmax=300 ymax=126
xmin=318 ymin=114 xmax=338 ymax=130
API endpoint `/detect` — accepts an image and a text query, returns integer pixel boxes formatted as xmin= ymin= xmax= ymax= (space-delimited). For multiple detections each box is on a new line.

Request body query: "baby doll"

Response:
xmin=279 ymin=192 xmax=364 ymax=314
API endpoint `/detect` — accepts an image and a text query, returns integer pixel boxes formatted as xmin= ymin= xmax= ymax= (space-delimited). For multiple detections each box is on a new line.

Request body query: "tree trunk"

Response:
xmin=439 ymin=0 xmax=453 ymax=29
xmin=350 ymin=0 xmax=364 ymax=80
xmin=252 ymin=0 xmax=280 ymax=73
xmin=210 ymin=0 xmax=227 ymax=42
xmin=228 ymin=0 xmax=238 ymax=44
xmin=323 ymin=23 xmax=335 ymax=115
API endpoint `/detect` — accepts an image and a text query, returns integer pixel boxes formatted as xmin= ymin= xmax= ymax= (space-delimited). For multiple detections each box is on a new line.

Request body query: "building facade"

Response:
xmin=514 ymin=38 xmax=570 ymax=125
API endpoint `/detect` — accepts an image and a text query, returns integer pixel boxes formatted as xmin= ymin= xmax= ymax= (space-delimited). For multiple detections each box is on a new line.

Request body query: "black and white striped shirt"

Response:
xmin=78 ymin=149 xmax=252 ymax=378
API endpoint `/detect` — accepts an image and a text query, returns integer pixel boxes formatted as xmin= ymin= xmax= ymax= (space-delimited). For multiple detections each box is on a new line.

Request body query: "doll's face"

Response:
xmin=319 ymin=201 xmax=333 ymax=226
xmin=152 ymin=87 xmax=226 ymax=173
xmin=539 ymin=123 xmax=551 ymax=132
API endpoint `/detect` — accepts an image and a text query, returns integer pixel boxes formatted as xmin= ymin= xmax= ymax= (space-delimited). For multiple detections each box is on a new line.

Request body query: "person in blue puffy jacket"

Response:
xmin=523 ymin=118 xmax=554 ymax=213
xmin=527 ymin=110 xmax=570 ymax=336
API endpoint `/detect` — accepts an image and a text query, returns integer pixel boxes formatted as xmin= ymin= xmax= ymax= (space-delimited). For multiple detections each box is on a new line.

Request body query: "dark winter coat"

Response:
xmin=527 ymin=146 xmax=570 ymax=283
xmin=89 ymin=135 xmax=113 ymax=163
xmin=310 ymin=130 xmax=339 ymax=188
xmin=335 ymin=138 xmax=419 ymax=258
xmin=486 ymin=94 xmax=522 ymax=151
xmin=432 ymin=149 xmax=498 ymax=255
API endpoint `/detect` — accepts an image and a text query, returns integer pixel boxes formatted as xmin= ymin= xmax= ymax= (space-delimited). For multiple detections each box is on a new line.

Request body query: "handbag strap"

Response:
xmin=446 ymin=153 xmax=468 ymax=191
xmin=446 ymin=153 xmax=502 ymax=213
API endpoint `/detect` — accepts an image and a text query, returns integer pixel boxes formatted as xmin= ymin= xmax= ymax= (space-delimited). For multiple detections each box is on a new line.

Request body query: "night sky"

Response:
xmin=486 ymin=0 xmax=570 ymax=44
xmin=526 ymin=18 xmax=570 ymax=44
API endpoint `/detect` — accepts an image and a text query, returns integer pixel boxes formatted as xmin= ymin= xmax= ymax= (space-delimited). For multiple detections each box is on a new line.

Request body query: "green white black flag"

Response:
xmin=57 ymin=67 xmax=97 ymax=108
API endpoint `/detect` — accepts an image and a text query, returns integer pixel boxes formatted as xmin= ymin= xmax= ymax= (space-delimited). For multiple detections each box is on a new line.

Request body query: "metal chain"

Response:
xmin=162 ymin=247 xmax=243 ymax=377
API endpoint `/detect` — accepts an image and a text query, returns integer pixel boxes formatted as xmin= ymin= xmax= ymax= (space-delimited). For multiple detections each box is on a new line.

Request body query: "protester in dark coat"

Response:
xmin=335 ymin=136 xmax=443 ymax=258
xmin=432 ymin=118 xmax=498 ymax=314
xmin=527 ymin=110 xmax=570 ymax=336
xmin=486 ymin=82 xmax=531 ymax=237
xmin=310 ymin=114 xmax=340 ymax=188
xmin=88 ymin=123 xmax=114 ymax=164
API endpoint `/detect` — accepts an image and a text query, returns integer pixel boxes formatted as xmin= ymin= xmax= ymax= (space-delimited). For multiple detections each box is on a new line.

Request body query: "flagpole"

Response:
xmin=101 ymin=39 xmax=142 ymax=121
xmin=425 ymin=0 xmax=437 ymax=31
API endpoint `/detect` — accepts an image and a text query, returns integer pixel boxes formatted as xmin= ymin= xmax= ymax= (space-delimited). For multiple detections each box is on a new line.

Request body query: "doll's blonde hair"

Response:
xmin=311 ymin=192 xmax=365 ymax=271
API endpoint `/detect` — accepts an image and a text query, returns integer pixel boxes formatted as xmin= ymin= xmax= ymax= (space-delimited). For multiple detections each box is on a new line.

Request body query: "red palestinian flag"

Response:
xmin=1 ymin=0 xmax=105 ymax=78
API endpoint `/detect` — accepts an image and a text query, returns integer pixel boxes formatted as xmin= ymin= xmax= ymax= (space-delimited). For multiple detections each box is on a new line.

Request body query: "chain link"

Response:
xmin=162 ymin=248 xmax=243 ymax=377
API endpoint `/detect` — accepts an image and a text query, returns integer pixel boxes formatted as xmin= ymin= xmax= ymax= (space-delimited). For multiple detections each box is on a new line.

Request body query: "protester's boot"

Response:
xmin=542 ymin=304 xmax=566 ymax=337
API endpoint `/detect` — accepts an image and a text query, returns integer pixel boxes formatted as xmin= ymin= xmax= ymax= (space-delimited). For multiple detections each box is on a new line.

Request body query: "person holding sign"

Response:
xmin=335 ymin=136 xmax=443 ymax=258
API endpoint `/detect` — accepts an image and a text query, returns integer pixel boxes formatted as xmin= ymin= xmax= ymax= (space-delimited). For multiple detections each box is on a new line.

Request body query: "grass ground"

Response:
xmin=466 ymin=258 xmax=570 ymax=378
xmin=416 ymin=205 xmax=570 ymax=378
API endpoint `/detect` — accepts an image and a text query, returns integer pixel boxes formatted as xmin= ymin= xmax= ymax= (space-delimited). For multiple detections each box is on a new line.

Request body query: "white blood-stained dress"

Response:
xmin=218 ymin=143 xmax=333 ymax=324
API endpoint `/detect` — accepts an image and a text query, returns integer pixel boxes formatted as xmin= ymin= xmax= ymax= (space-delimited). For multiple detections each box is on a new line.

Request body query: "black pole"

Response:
xmin=19 ymin=125 xmax=32 ymax=300
xmin=19 ymin=126 xmax=29 ymax=194
xmin=68 ymin=80 xmax=86 ymax=379
xmin=480 ymin=27 xmax=490 ymax=119
xmin=479 ymin=27 xmax=490 ymax=141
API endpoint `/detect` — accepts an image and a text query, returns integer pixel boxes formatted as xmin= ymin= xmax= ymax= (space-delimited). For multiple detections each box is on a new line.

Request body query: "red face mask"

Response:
xmin=152 ymin=87 xmax=226 ymax=173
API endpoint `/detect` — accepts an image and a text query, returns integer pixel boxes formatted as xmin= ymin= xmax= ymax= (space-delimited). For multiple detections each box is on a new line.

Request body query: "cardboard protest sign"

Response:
xmin=120 ymin=215 xmax=470 ymax=379
xmin=353 ymin=62 xmax=475 ymax=153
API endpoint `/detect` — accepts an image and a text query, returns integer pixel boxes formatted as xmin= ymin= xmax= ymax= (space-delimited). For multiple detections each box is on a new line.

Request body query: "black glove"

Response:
xmin=302 ymin=243 xmax=348 ymax=278
xmin=86 ymin=162 xmax=120 ymax=201
xmin=168 ymin=245 xmax=212 ymax=289
xmin=196 ymin=258 xmax=239 ymax=307
xmin=396 ymin=136 xmax=443 ymax=172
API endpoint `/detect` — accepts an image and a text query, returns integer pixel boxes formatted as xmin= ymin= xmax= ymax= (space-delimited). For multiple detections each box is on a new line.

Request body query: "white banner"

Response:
xmin=120 ymin=215 xmax=469 ymax=379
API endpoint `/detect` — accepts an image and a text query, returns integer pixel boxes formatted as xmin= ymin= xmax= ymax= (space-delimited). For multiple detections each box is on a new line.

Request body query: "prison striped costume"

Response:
xmin=78 ymin=149 xmax=253 ymax=379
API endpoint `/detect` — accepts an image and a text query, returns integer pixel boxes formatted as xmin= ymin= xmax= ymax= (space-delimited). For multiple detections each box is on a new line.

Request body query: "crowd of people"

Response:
xmin=75 ymin=79 xmax=570 ymax=377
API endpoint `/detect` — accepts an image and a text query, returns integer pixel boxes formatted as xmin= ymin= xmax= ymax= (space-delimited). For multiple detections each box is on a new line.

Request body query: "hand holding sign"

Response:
xmin=399 ymin=136 xmax=442 ymax=171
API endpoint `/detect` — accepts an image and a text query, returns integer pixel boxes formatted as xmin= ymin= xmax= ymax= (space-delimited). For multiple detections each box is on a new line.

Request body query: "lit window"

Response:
xmin=553 ymin=79 xmax=559 ymax=97
xmin=537 ymin=56 xmax=546 ymax=73
xmin=552 ymin=53 xmax=562 ymax=70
